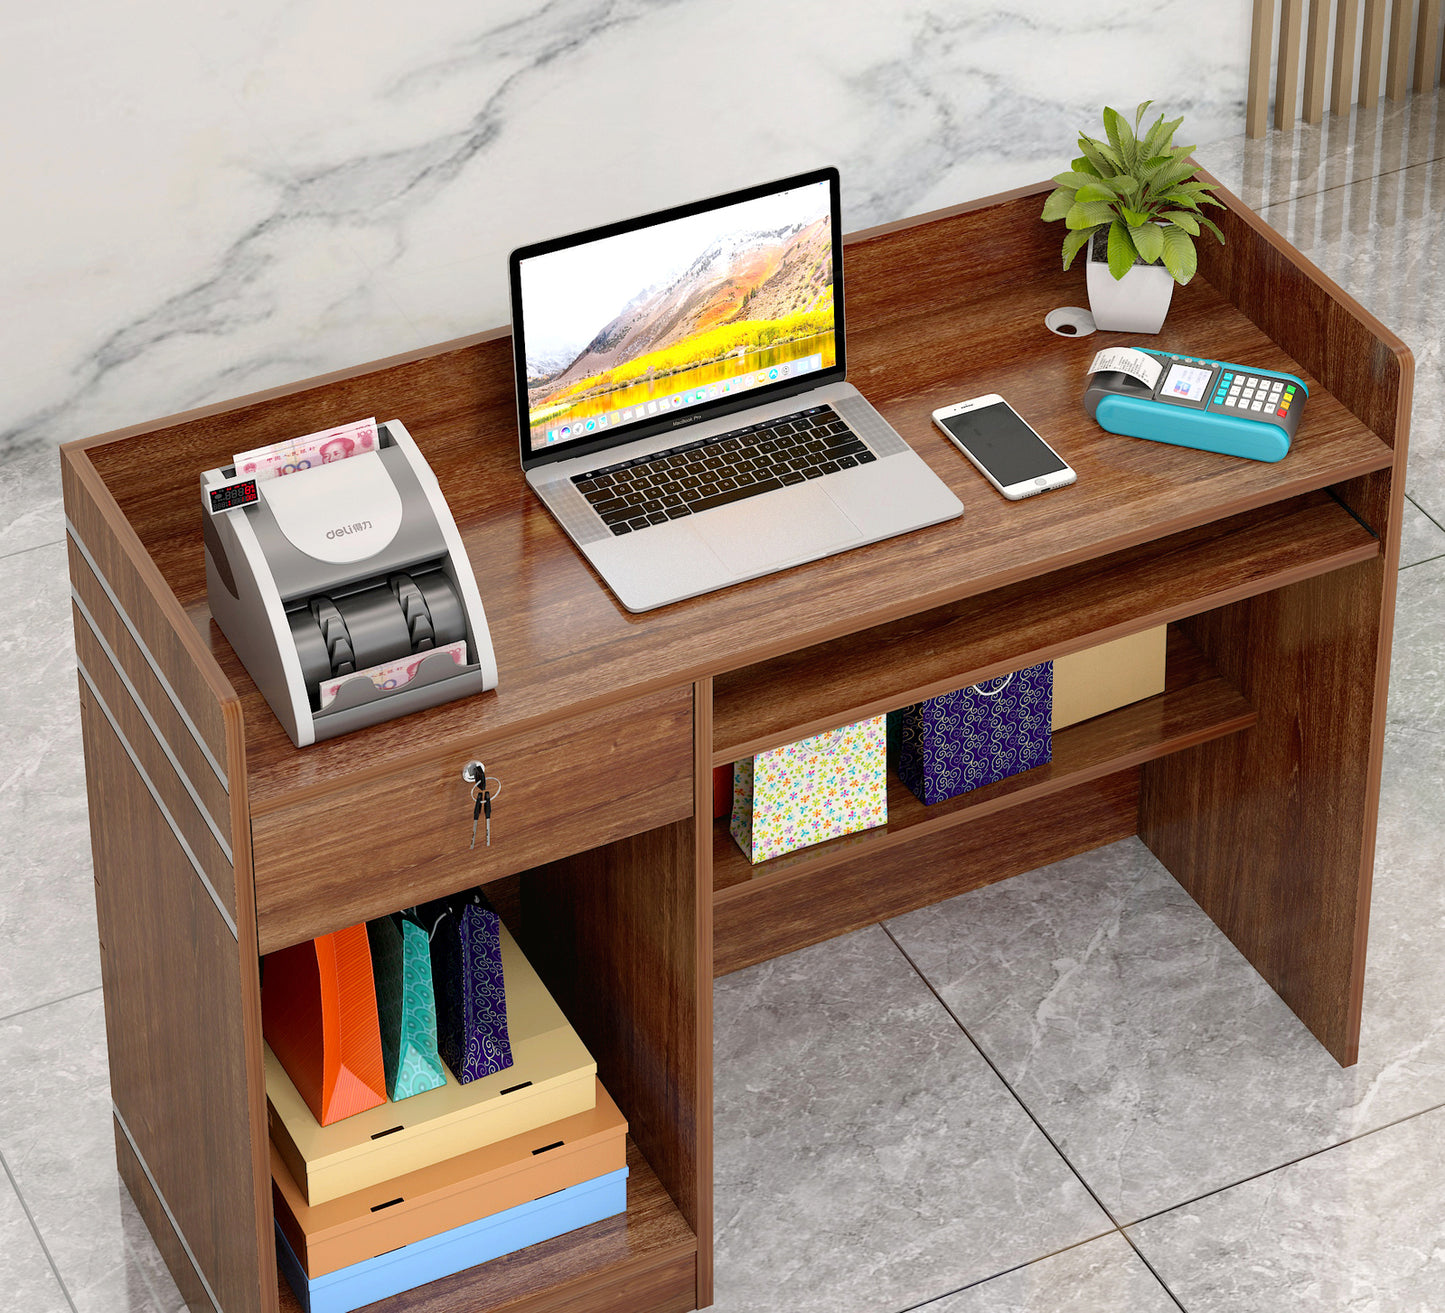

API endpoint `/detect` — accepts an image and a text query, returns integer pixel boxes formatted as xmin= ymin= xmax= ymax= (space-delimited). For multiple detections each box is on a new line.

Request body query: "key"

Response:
xmin=471 ymin=788 xmax=482 ymax=850
xmin=483 ymin=788 xmax=492 ymax=847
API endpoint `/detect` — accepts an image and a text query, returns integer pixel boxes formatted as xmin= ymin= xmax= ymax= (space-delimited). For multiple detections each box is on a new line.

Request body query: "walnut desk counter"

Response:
xmin=60 ymin=177 xmax=1409 ymax=1313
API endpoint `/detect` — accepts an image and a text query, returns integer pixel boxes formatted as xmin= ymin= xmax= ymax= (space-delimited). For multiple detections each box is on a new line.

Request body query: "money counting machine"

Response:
xmin=201 ymin=420 xmax=497 ymax=747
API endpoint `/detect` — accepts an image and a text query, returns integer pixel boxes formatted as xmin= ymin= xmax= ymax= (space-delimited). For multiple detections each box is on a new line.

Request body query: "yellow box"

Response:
xmin=267 ymin=921 xmax=596 ymax=1205
xmin=1052 ymin=627 xmax=1167 ymax=731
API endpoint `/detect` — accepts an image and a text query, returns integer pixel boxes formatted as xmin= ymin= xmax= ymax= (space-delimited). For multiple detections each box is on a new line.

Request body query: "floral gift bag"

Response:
xmin=731 ymin=715 xmax=887 ymax=864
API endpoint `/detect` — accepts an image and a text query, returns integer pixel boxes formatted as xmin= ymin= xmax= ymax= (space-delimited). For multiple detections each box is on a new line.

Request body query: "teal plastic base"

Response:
xmin=1095 ymin=394 xmax=1291 ymax=462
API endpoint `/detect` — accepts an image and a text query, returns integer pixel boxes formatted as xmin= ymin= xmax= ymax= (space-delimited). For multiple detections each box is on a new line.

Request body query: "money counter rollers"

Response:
xmin=201 ymin=419 xmax=498 ymax=747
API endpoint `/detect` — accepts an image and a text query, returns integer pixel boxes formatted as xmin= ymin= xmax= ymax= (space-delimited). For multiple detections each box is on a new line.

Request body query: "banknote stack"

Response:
xmin=318 ymin=640 xmax=468 ymax=710
xmin=233 ymin=417 xmax=378 ymax=480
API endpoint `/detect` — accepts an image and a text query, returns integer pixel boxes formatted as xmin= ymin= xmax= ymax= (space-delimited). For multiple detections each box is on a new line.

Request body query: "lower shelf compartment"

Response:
xmin=713 ymin=627 xmax=1254 ymax=897
xmin=275 ymin=1139 xmax=695 ymax=1313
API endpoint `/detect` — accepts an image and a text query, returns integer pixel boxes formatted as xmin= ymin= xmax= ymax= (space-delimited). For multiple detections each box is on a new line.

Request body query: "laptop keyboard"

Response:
xmin=570 ymin=405 xmax=877 ymax=535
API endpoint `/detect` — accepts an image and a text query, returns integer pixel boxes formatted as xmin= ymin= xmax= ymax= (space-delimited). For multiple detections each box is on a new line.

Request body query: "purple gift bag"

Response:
xmin=892 ymin=662 xmax=1053 ymax=805
xmin=416 ymin=888 xmax=513 ymax=1084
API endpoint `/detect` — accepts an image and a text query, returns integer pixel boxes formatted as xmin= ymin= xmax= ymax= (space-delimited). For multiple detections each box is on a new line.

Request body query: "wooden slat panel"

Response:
xmin=1386 ymin=0 xmax=1415 ymax=97
xmin=1304 ymin=0 xmax=1334 ymax=120
xmin=714 ymin=771 xmax=1138 ymax=976
xmin=1333 ymin=0 xmax=1364 ymax=114
xmin=1140 ymin=559 xmax=1384 ymax=1065
xmin=80 ymin=686 xmax=268 ymax=1313
xmin=275 ymin=1142 xmax=695 ymax=1313
xmin=62 ymin=451 xmax=232 ymax=764
xmin=1277 ymin=0 xmax=1306 ymax=129
xmin=75 ymin=606 xmax=237 ymax=924
xmin=1360 ymin=0 xmax=1389 ymax=106
xmin=1417 ymin=0 xmax=1444 ymax=88
xmin=1250 ymin=0 xmax=1279 ymax=137
xmin=70 ymin=537 xmax=229 ymax=825
xmin=520 ymin=822 xmax=706 ymax=1297
xmin=252 ymin=685 xmax=694 ymax=953
xmin=710 ymin=492 xmax=1374 ymax=764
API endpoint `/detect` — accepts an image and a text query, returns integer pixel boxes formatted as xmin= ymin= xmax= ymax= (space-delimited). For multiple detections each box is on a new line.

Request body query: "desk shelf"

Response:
xmin=710 ymin=490 xmax=1376 ymax=766
xmin=712 ymin=627 xmax=1253 ymax=906
xmin=274 ymin=1140 xmax=694 ymax=1313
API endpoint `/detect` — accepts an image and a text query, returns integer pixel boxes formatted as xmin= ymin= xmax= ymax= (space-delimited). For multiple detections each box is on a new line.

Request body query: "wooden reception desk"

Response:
xmin=61 ymin=176 xmax=1410 ymax=1313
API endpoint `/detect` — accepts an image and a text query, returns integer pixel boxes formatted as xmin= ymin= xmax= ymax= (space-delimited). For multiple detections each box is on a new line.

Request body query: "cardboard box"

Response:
xmin=273 ymin=1077 xmax=627 ymax=1276
xmin=1052 ymin=627 xmax=1167 ymax=731
xmin=267 ymin=921 xmax=595 ymax=1205
xmin=275 ymin=1167 xmax=628 ymax=1313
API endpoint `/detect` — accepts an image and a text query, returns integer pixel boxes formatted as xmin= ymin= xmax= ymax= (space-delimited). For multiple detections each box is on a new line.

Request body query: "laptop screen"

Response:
xmin=511 ymin=168 xmax=844 ymax=467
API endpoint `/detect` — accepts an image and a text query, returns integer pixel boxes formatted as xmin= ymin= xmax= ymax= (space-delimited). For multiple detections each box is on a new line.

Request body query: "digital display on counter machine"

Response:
xmin=209 ymin=480 xmax=259 ymax=513
xmin=1162 ymin=362 xmax=1214 ymax=403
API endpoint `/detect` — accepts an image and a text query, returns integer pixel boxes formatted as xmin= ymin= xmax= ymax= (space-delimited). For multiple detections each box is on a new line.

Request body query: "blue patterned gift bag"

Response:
xmin=891 ymin=663 xmax=1053 ymax=805
xmin=415 ymin=888 xmax=514 ymax=1084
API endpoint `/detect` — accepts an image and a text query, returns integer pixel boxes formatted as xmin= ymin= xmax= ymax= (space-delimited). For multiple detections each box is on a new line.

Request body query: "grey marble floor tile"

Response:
xmin=1399 ymin=497 xmax=1445 ymax=568
xmin=711 ymin=925 xmax=1110 ymax=1313
xmin=1200 ymin=86 xmax=1445 ymax=212
xmin=0 ymin=1165 xmax=70 ymax=1313
xmin=1129 ymin=1103 xmax=1445 ymax=1311
xmin=1402 ymin=358 xmax=1445 ymax=529
xmin=916 ymin=1233 xmax=1176 ymax=1313
xmin=1387 ymin=553 xmax=1445 ymax=735
xmin=888 ymin=717 xmax=1445 ymax=1225
xmin=0 ymin=542 xmax=100 ymax=1019
xmin=0 ymin=991 xmax=184 ymax=1313
xmin=0 ymin=446 xmax=65 ymax=560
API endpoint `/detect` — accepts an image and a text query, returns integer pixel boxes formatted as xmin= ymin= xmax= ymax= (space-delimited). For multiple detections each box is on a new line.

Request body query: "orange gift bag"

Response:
xmin=263 ymin=923 xmax=388 ymax=1126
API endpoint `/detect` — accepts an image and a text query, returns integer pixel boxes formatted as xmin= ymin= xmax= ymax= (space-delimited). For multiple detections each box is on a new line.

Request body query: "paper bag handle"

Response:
xmin=970 ymin=672 xmax=1015 ymax=698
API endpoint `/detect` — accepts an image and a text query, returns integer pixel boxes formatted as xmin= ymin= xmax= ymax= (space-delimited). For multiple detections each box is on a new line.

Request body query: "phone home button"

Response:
xmin=1034 ymin=477 xmax=1050 ymax=486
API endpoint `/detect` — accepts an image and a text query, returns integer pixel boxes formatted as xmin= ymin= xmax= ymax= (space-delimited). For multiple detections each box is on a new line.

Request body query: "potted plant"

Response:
xmin=1042 ymin=101 xmax=1225 ymax=333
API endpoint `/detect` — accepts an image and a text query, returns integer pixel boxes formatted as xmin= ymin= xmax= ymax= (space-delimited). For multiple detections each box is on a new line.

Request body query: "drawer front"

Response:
xmin=253 ymin=684 xmax=694 ymax=953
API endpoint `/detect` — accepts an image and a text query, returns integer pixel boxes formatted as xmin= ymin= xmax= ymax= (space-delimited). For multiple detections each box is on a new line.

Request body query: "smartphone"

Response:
xmin=932 ymin=395 xmax=1076 ymax=500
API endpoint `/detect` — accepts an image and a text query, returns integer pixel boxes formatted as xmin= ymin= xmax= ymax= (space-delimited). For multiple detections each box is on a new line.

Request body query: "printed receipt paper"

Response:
xmin=1087 ymin=347 xmax=1162 ymax=389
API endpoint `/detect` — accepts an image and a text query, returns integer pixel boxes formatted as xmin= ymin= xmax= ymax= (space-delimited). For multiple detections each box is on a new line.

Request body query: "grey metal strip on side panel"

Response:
xmin=113 ymin=1104 xmax=224 ymax=1313
xmin=73 ymin=589 xmax=234 ymax=864
xmin=78 ymin=661 xmax=240 ymax=941
xmin=66 ymin=518 xmax=230 ymax=788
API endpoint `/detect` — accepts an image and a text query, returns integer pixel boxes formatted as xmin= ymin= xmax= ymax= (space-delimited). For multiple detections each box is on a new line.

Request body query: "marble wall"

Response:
xmin=1 ymin=0 xmax=1250 ymax=462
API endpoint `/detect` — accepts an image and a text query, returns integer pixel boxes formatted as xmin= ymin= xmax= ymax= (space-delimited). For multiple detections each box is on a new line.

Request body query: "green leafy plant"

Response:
xmin=1042 ymin=100 xmax=1224 ymax=284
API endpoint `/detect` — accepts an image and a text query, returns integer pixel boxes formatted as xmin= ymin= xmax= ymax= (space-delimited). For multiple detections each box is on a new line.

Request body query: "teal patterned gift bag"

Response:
xmin=366 ymin=913 xmax=448 ymax=1101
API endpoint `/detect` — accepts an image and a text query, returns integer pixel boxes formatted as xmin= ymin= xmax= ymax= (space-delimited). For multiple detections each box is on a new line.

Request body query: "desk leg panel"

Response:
xmin=713 ymin=770 xmax=1140 ymax=976
xmin=518 ymin=810 xmax=710 ymax=1310
xmin=1140 ymin=559 xmax=1385 ymax=1065
xmin=79 ymin=682 xmax=273 ymax=1313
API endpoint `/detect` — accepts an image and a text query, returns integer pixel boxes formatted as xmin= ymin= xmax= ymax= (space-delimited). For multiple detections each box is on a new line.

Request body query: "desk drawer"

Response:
xmin=252 ymin=685 xmax=694 ymax=953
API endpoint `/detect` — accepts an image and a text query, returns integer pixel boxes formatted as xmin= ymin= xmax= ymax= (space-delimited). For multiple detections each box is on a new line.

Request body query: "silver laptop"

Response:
xmin=509 ymin=167 xmax=962 ymax=612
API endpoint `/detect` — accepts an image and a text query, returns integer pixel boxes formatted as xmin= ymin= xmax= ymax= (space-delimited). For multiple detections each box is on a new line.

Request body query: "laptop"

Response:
xmin=509 ymin=166 xmax=963 ymax=612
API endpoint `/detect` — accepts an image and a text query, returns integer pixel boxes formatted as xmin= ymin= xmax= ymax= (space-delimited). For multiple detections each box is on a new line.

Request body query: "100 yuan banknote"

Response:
xmin=233 ymin=417 xmax=378 ymax=480
xmin=318 ymin=640 xmax=468 ymax=710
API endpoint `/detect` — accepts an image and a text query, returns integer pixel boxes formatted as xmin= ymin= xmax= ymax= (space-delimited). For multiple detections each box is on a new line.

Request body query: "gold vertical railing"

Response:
xmin=1248 ymin=0 xmax=1445 ymax=135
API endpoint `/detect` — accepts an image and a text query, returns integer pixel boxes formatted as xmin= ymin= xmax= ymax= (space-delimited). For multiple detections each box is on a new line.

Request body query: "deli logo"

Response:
xmin=326 ymin=519 xmax=373 ymax=539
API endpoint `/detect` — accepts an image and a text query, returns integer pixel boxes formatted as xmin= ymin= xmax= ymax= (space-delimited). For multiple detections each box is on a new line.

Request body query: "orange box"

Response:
xmin=272 ymin=1077 xmax=627 ymax=1277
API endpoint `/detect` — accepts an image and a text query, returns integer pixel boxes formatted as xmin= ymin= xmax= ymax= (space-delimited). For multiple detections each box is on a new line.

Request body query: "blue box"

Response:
xmin=276 ymin=1167 xmax=628 ymax=1313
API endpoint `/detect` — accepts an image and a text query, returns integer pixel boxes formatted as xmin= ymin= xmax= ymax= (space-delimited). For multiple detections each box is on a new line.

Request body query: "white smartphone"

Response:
xmin=932 ymin=395 xmax=1076 ymax=500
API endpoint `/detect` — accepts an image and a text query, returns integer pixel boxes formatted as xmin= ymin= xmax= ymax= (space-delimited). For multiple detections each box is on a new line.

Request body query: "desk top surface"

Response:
xmin=81 ymin=184 xmax=1398 ymax=811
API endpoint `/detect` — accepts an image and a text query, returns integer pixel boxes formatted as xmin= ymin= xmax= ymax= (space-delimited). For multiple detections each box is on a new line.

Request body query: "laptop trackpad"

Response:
xmin=690 ymin=486 xmax=859 ymax=574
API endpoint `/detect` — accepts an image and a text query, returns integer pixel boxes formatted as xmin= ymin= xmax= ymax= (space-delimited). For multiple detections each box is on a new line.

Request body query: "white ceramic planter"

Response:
xmin=1086 ymin=230 xmax=1174 ymax=333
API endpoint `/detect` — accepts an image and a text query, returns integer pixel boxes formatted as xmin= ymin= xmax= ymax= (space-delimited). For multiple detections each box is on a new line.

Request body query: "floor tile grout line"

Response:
xmin=1253 ymin=147 xmax=1445 ymax=218
xmin=878 ymin=923 xmax=1190 ymax=1313
xmin=0 ymin=534 xmax=66 ymax=566
xmin=0 ymin=985 xmax=103 ymax=1026
xmin=1401 ymin=550 xmax=1445 ymax=571
xmin=1120 ymin=1095 xmax=1445 ymax=1231
xmin=1405 ymin=492 xmax=1445 ymax=536
xmin=0 ymin=1148 xmax=80 ymax=1313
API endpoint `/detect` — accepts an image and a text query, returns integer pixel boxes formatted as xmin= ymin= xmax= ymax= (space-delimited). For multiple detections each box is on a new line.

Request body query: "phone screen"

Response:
xmin=940 ymin=402 xmax=1068 ymax=487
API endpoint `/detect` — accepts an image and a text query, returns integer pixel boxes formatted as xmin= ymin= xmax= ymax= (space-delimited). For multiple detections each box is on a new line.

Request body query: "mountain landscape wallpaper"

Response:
xmin=522 ymin=182 xmax=836 ymax=445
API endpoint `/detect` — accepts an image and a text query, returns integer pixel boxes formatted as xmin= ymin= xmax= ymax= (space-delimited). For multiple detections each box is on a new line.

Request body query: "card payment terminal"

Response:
xmin=1083 ymin=348 xmax=1307 ymax=462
